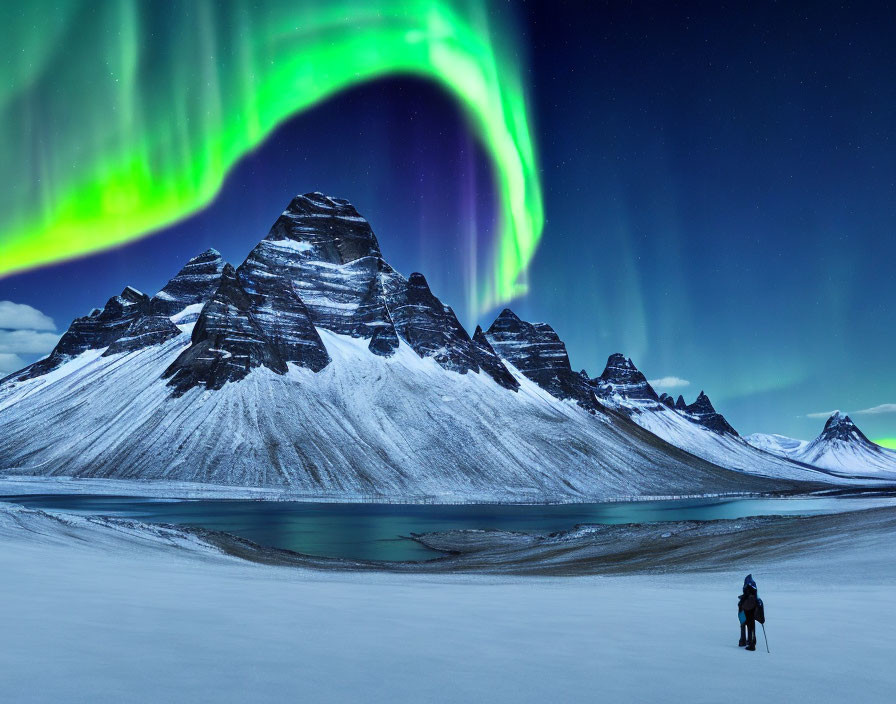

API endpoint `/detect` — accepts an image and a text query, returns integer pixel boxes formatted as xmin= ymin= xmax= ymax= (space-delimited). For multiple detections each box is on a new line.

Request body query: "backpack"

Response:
xmin=755 ymin=598 xmax=765 ymax=625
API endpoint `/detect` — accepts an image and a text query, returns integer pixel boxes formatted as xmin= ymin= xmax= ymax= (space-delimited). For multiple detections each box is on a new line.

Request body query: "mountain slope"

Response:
xmin=747 ymin=413 xmax=896 ymax=478
xmin=590 ymin=355 xmax=858 ymax=483
xmin=0 ymin=327 xmax=799 ymax=500
xmin=0 ymin=192 xmax=831 ymax=500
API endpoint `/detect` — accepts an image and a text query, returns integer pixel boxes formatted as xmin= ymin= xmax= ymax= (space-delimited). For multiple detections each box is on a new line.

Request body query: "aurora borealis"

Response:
xmin=1 ymin=2 xmax=894 ymax=443
xmin=0 ymin=0 xmax=540 ymax=311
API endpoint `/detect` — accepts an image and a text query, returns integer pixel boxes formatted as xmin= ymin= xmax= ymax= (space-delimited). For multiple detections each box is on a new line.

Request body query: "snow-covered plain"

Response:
xmin=2 ymin=502 xmax=894 ymax=703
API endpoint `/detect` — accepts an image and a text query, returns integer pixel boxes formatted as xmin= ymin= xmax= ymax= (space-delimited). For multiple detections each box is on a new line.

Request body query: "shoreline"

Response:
xmin=1 ymin=474 xmax=874 ymax=504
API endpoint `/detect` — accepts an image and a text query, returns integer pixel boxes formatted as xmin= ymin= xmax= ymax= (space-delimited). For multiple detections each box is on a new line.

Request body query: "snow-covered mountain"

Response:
xmin=747 ymin=413 xmax=896 ymax=478
xmin=1 ymin=192 xmax=812 ymax=502
xmin=587 ymin=355 xmax=857 ymax=483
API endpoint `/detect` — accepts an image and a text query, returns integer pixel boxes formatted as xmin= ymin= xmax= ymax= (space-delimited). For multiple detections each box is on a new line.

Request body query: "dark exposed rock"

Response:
xmin=485 ymin=309 xmax=596 ymax=409
xmin=682 ymin=391 xmax=738 ymax=436
xmin=7 ymin=287 xmax=151 ymax=381
xmin=675 ymin=395 xmax=687 ymax=410
xmin=163 ymin=264 xmax=322 ymax=394
xmin=659 ymin=393 xmax=675 ymax=409
xmin=472 ymin=326 xmax=519 ymax=391
xmin=367 ymin=324 xmax=400 ymax=357
xmin=235 ymin=242 xmax=333 ymax=371
xmin=592 ymin=353 xmax=660 ymax=404
xmin=150 ymin=248 xmax=225 ymax=320
xmin=244 ymin=192 xmax=398 ymax=350
xmin=818 ymin=412 xmax=870 ymax=444
xmin=103 ymin=316 xmax=182 ymax=356
xmin=382 ymin=271 xmax=479 ymax=374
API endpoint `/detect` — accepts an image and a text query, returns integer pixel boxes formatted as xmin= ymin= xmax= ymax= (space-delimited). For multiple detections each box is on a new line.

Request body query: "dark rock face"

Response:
xmin=472 ymin=326 xmax=520 ymax=391
xmin=485 ymin=309 xmax=596 ymax=409
xmin=9 ymin=287 xmax=151 ymax=381
xmin=103 ymin=316 xmax=182 ymax=356
xmin=675 ymin=395 xmax=687 ymax=410
xmin=164 ymin=264 xmax=328 ymax=395
xmin=682 ymin=391 xmax=738 ymax=436
xmin=244 ymin=192 xmax=397 ymax=353
xmin=593 ymin=353 xmax=660 ymax=404
xmin=1 ymin=194 xmax=545 ymax=398
xmin=659 ymin=393 xmax=675 ymax=409
xmin=242 ymin=194 xmax=518 ymax=383
xmin=150 ymin=249 xmax=225 ymax=319
xmin=818 ymin=412 xmax=871 ymax=444
xmin=383 ymin=271 xmax=479 ymax=374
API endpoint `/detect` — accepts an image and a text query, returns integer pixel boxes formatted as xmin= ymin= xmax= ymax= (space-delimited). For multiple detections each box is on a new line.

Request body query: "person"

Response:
xmin=738 ymin=574 xmax=759 ymax=651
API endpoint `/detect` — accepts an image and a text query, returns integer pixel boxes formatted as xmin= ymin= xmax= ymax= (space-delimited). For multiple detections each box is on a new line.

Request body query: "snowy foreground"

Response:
xmin=2 ymin=502 xmax=895 ymax=703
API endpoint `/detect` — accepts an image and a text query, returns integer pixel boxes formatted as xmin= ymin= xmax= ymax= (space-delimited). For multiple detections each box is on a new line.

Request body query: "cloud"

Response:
xmin=0 ymin=301 xmax=55 ymax=331
xmin=854 ymin=404 xmax=896 ymax=416
xmin=0 ymin=353 xmax=26 ymax=374
xmin=0 ymin=329 xmax=60 ymax=354
xmin=806 ymin=410 xmax=839 ymax=419
xmin=647 ymin=376 xmax=690 ymax=390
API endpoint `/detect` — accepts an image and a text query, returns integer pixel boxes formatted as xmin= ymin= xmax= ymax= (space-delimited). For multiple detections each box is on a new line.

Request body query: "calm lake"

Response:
xmin=5 ymin=494 xmax=895 ymax=562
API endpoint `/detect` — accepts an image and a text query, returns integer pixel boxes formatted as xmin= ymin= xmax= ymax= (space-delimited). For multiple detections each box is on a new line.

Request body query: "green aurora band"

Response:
xmin=875 ymin=438 xmax=896 ymax=450
xmin=0 ymin=0 xmax=542 ymax=312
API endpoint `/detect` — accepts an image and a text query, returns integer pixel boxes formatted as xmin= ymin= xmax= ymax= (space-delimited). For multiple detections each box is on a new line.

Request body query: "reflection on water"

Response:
xmin=4 ymin=494 xmax=895 ymax=562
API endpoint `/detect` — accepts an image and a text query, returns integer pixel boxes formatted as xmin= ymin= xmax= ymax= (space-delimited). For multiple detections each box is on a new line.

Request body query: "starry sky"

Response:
xmin=1 ymin=1 xmax=894 ymax=443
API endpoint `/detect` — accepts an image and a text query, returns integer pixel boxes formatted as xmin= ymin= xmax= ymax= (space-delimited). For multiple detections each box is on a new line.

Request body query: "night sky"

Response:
xmin=1 ymin=1 xmax=894 ymax=443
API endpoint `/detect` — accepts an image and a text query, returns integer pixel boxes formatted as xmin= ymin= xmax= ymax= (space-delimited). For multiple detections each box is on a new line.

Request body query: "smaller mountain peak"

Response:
xmin=407 ymin=272 xmax=430 ymax=290
xmin=686 ymin=391 xmax=716 ymax=414
xmin=604 ymin=353 xmax=637 ymax=371
xmin=496 ymin=308 xmax=521 ymax=322
xmin=819 ymin=411 xmax=867 ymax=443
xmin=658 ymin=393 xmax=675 ymax=409
xmin=220 ymin=263 xmax=237 ymax=280
xmin=286 ymin=192 xmax=362 ymax=217
xmin=120 ymin=286 xmax=146 ymax=302
xmin=675 ymin=395 xmax=687 ymax=410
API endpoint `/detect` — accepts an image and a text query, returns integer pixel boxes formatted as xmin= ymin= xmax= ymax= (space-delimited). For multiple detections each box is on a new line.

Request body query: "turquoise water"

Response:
xmin=4 ymin=494 xmax=894 ymax=562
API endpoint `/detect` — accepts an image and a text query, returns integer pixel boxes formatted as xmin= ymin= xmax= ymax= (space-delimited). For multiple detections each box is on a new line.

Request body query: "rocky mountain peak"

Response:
xmin=686 ymin=391 xmax=716 ymax=415
xmin=675 ymin=395 xmax=687 ymax=410
xmin=241 ymin=194 xmax=394 ymax=353
xmin=681 ymin=391 xmax=738 ymax=436
xmin=594 ymin=353 xmax=659 ymax=404
xmin=151 ymin=247 xmax=226 ymax=319
xmin=471 ymin=325 xmax=519 ymax=391
xmin=486 ymin=310 xmax=596 ymax=410
xmin=818 ymin=412 xmax=871 ymax=444
xmin=164 ymin=262 xmax=330 ymax=395
xmin=275 ymin=192 xmax=383 ymax=264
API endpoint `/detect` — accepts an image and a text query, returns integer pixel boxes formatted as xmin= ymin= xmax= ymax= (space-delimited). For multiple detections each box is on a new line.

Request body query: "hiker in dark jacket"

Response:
xmin=738 ymin=574 xmax=759 ymax=650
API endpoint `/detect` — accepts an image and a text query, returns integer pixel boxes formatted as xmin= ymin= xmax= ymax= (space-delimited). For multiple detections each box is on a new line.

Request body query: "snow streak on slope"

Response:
xmin=744 ymin=433 xmax=809 ymax=456
xmin=0 ymin=328 xmax=794 ymax=502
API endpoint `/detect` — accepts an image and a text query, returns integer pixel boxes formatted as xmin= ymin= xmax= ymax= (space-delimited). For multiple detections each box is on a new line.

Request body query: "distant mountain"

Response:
xmin=1 ymin=192 xmax=810 ymax=502
xmin=747 ymin=412 xmax=896 ymax=478
xmin=590 ymin=355 xmax=849 ymax=483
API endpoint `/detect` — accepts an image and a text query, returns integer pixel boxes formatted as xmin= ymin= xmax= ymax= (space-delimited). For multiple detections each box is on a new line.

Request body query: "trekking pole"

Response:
xmin=760 ymin=623 xmax=770 ymax=653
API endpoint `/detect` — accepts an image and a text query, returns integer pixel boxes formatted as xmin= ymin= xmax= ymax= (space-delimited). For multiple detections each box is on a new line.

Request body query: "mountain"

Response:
xmin=0 ymin=192 xmax=825 ymax=501
xmin=747 ymin=413 xmax=896 ymax=478
xmin=590 ymin=355 xmax=852 ymax=483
